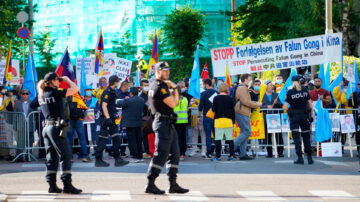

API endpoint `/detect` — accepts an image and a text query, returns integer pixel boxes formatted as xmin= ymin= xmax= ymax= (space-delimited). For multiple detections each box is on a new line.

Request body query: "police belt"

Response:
xmin=154 ymin=113 xmax=177 ymax=121
xmin=45 ymin=120 xmax=58 ymax=126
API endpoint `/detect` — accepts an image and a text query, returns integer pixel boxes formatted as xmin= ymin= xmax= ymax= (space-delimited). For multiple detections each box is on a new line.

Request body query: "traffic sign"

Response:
xmin=16 ymin=11 xmax=29 ymax=23
xmin=17 ymin=27 xmax=30 ymax=39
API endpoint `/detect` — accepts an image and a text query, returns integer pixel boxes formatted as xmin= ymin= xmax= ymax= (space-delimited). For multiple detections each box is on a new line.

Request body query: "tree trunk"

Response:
xmin=341 ymin=1 xmax=350 ymax=55
xmin=29 ymin=0 xmax=34 ymax=56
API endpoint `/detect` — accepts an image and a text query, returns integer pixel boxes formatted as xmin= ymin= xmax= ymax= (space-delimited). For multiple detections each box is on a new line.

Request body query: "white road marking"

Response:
xmin=274 ymin=160 xmax=293 ymax=164
xmin=168 ymin=191 xmax=208 ymax=201
xmin=309 ymin=190 xmax=355 ymax=199
xmin=317 ymin=160 xmax=350 ymax=167
xmin=16 ymin=191 xmax=56 ymax=201
xmin=0 ymin=194 xmax=8 ymax=201
xmin=91 ymin=190 xmax=131 ymax=201
xmin=237 ymin=191 xmax=285 ymax=201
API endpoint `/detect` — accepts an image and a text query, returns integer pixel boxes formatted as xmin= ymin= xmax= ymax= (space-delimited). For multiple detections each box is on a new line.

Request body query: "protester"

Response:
xmin=198 ymin=78 xmax=218 ymax=159
xmin=84 ymin=88 xmax=97 ymax=154
xmin=261 ymin=80 xmax=284 ymax=158
xmin=174 ymin=85 xmax=188 ymax=161
xmin=136 ymin=54 xmax=148 ymax=75
xmin=275 ymin=75 xmax=284 ymax=93
xmin=188 ymin=98 xmax=206 ymax=157
xmin=92 ymin=77 xmax=107 ymax=103
xmin=310 ymin=77 xmax=332 ymax=107
xmin=234 ymin=74 xmax=262 ymax=160
xmin=139 ymin=79 xmax=152 ymax=158
xmin=250 ymin=79 xmax=261 ymax=102
xmin=117 ymin=80 xmax=130 ymax=156
xmin=211 ymin=83 xmax=235 ymax=161
xmin=118 ymin=87 xmax=145 ymax=163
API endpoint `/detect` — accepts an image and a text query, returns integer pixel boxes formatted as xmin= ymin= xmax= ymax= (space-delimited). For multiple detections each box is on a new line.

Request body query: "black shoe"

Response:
xmin=266 ymin=155 xmax=273 ymax=158
xmin=169 ymin=182 xmax=189 ymax=194
xmin=239 ymin=155 xmax=254 ymax=160
xmin=115 ymin=158 xmax=129 ymax=167
xmin=145 ymin=183 xmax=165 ymax=195
xmin=307 ymin=155 xmax=314 ymax=165
xmin=278 ymin=154 xmax=284 ymax=158
xmin=95 ymin=159 xmax=110 ymax=167
xmin=63 ymin=182 xmax=82 ymax=194
xmin=48 ymin=182 xmax=62 ymax=193
xmin=294 ymin=157 xmax=304 ymax=164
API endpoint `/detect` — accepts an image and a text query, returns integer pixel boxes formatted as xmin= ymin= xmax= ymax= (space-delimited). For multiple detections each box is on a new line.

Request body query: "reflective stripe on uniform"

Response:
xmin=301 ymin=130 xmax=310 ymax=133
xmin=99 ymin=135 xmax=108 ymax=139
xmin=111 ymin=133 xmax=120 ymax=138
xmin=166 ymin=164 xmax=179 ymax=169
xmin=292 ymin=129 xmax=299 ymax=132
xmin=149 ymin=162 xmax=163 ymax=170
xmin=176 ymin=111 xmax=187 ymax=114
xmin=61 ymin=170 xmax=71 ymax=174
xmin=177 ymin=118 xmax=188 ymax=121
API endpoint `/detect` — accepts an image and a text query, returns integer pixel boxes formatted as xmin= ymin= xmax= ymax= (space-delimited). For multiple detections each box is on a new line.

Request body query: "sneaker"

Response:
xmin=188 ymin=150 xmax=198 ymax=157
xmin=82 ymin=157 xmax=92 ymax=163
xmin=138 ymin=159 xmax=144 ymax=162
xmin=129 ymin=158 xmax=140 ymax=163
xmin=210 ymin=157 xmax=221 ymax=162
xmin=227 ymin=156 xmax=235 ymax=161
xmin=204 ymin=154 xmax=213 ymax=159
xmin=239 ymin=155 xmax=254 ymax=160
xmin=115 ymin=158 xmax=129 ymax=167
xmin=143 ymin=153 xmax=152 ymax=159
xmin=95 ymin=159 xmax=110 ymax=167
xmin=180 ymin=155 xmax=185 ymax=161
xmin=201 ymin=151 xmax=206 ymax=158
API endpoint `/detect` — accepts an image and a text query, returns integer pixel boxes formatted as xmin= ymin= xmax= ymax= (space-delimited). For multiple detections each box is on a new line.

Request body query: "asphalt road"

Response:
xmin=0 ymin=153 xmax=359 ymax=202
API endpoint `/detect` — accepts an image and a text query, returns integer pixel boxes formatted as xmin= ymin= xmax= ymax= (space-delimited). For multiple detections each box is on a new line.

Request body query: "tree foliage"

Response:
xmin=34 ymin=31 xmax=58 ymax=69
xmin=111 ymin=30 xmax=137 ymax=59
xmin=163 ymin=5 xmax=206 ymax=58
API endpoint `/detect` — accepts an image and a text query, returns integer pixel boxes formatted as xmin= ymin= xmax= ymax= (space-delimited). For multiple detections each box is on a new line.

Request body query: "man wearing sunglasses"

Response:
xmin=14 ymin=89 xmax=37 ymax=161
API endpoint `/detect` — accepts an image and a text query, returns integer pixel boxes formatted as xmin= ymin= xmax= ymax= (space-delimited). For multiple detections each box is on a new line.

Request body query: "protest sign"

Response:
xmin=113 ymin=58 xmax=132 ymax=82
xmin=0 ymin=62 xmax=6 ymax=85
xmin=76 ymin=58 xmax=97 ymax=88
xmin=0 ymin=60 xmax=19 ymax=86
xmin=103 ymin=53 xmax=117 ymax=80
xmin=211 ymin=33 xmax=343 ymax=77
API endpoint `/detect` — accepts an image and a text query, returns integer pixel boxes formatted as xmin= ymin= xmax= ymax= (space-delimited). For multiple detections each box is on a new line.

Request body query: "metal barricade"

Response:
xmin=0 ymin=111 xmax=28 ymax=162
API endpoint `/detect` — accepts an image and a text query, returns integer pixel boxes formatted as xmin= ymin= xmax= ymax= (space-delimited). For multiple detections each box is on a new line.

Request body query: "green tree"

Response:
xmin=111 ymin=30 xmax=137 ymax=59
xmin=163 ymin=5 xmax=206 ymax=58
xmin=34 ymin=31 xmax=58 ymax=69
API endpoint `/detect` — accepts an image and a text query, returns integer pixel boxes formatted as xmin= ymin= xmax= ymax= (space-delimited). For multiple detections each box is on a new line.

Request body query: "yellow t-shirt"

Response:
xmin=214 ymin=118 xmax=233 ymax=128
xmin=92 ymin=88 xmax=105 ymax=103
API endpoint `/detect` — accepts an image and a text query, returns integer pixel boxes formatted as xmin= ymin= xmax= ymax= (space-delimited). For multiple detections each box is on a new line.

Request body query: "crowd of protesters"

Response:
xmin=1 ymin=72 xmax=360 ymax=163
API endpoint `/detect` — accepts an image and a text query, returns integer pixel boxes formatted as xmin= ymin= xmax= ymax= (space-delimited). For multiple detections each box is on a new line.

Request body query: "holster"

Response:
xmin=55 ymin=118 xmax=69 ymax=138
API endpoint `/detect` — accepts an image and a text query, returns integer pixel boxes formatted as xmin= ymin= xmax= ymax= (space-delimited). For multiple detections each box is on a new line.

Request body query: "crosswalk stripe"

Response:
xmin=168 ymin=191 xmax=208 ymax=201
xmin=0 ymin=194 xmax=8 ymax=201
xmin=309 ymin=190 xmax=355 ymax=199
xmin=237 ymin=191 xmax=285 ymax=201
xmin=16 ymin=191 xmax=56 ymax=201
xmin=91 ymin=190 xmax=131 ymax=201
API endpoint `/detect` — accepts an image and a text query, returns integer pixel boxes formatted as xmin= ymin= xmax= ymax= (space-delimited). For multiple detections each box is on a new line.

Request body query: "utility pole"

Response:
xmin=325 ymin=0 xmax=333 ymax=34
xmin=29 ymin=0 xmax=34 ymax=56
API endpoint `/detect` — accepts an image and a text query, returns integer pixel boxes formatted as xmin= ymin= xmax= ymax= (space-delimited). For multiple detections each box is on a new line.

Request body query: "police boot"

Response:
xmin=168 ymin=180 xmax=189 ymax=194
xmin=307 ymin=155 xmax=314 ymax=165
xmin=294 ymin=156 xmax=304 ymax=165
xmin=95 ymin=158 xmax=110 ymax=167
xmin=48 ymin=182 xmax=62 ymax=193
xmin=63 ymin=181 xmax=82 ymax=194
xmin=115 ymin=157 xmax=129 ymax=167
xmin=145 ymin=179 xmax=165 ymax=195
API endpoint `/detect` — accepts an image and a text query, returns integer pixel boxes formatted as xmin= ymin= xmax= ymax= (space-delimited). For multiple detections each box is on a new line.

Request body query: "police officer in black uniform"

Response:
xmin=284 ymin=75 xmax=314 ymax=165
xmin=38 ymin=72 xmax=82 ymax=194
xmin=95 ymin=75 xmax=129 ymax=167
xmin=145 ymin=62 xmax=189 ymax=195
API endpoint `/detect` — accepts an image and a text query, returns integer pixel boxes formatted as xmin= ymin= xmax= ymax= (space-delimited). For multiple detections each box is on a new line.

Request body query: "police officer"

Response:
xmin=37 ymin=72 xmax=82 ymax=194
xmin=284 ymin=75 xmax=314 ymax=165
xmin=145 ymin=61 xmax=189 ymax=195
xmin=95 ymin=75 xmax=129 ymax=167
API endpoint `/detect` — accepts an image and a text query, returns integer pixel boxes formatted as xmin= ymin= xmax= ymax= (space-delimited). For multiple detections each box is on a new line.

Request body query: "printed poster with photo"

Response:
xmin=83 ymin=109 xmax=95 ymax=124
xmin=266 ymin=114 xmax=281 ymax=133
xmin=329 ymin=113 xmax=340 ymax=132
xmin=281 ymin=113 xmax=290 ymax=133
xmin=340 ymin=114 xmax=356 ymax=134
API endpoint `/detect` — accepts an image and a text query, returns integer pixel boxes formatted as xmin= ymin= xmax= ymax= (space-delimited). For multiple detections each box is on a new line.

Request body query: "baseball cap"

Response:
xmin=264 ymin=80 xmax=272 ymax=85
xmin=155 ymin=61 xmax=170 ymax=71
xmin=291 ymin=75 xmax=299 ymax=82
xmin=44 ymin=72 xmax=62 ymax=82
xmin=109 ymin=75 xmax=120 ymax=85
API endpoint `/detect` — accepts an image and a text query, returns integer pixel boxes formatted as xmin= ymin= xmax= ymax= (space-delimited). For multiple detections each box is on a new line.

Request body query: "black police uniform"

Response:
xmin=147 ymin=79 xmax=180 ymax=180
xmin=39 ymin=82 xmax=81 ymax=194
xmin=286 ymin=85 xmax=313 ymax=164
xmin=95 ymin=86 xmax=128 ymax=166
xmin=40 ymin=87 xmax=72 ymax=183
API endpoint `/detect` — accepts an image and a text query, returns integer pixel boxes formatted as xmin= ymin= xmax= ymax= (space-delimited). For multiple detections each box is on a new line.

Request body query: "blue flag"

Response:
xmin=324 ymin=63 xmax=331 ymax=90
xmin=188 ymin=45 xmax=200 ymax=100
xmin=319 ymin=64 xmax=327 ymax=90
xmin=279 ymin=68 xmax=297 ymax=104
xmin=315 ymin=97 xmax=332 ymax=142
xmin=80 ymin=58 xmax=87 ymax=96
xmin=329 ymin=71 xmax=343 ymax=105
xmin=22 ymin=49 xmax=38 ymax=101
xmin=346 ymin=82 xmax=352 ymax=101
xmin=352 ymin=60 xmax=359 ymax=92
xmin=135 ymin=69 xmax=140 ymax=87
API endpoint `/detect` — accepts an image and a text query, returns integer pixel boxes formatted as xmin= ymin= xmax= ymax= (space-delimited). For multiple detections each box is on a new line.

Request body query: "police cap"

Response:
xmin=291 ymin=75 xmax=300 ymax=82
xmin=44 ymin=72 xmax=62 ymax=82
xmin=155 ymin=61 xmax=170 ymax=71
xmin=109 ymin=75 xmax=120 ymax=85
